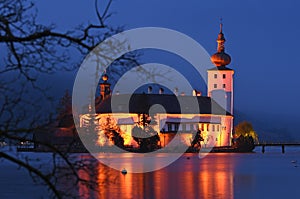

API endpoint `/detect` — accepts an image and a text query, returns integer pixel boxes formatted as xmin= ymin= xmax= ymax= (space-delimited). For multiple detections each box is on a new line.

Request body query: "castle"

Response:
xmin=79 ymin=23 xmax=234 ymax=148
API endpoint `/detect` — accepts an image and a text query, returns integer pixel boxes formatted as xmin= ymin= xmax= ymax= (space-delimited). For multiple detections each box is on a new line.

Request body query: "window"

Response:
xmin=186 ymin=124 xmax=190 ymax=131
xmin=223 ymin=84 xmax=226 ymax=88
xmin=214 ymin=84 xmax=217 ymax=88
xmin=214 ymin=74 xmax=217 ymax=78
xmin=174 ymin=123 xmax=179 ymax=131
xmin=223 ymin=74 xmax=226 ymax=79
xmin=212 ymin=125 xmax=215 ymax=132
xmin=182 ymin=124 xmax=186 ymax=131
xmin=167 ymin=123 xmax=172 ymax=131
xmin=217 ymin=125 xmax=220 ymax=132
xmin=190 ymin=124 xmax=194 ymax=131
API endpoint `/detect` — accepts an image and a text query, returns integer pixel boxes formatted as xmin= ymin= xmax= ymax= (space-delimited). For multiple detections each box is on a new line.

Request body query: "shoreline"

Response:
xmin=16 ymin=146 xmax=255 ymax=153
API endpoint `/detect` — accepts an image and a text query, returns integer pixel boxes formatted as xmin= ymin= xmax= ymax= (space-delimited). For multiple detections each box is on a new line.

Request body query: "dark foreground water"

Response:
xmin=1 ymin=146 xmax=300 ymax=199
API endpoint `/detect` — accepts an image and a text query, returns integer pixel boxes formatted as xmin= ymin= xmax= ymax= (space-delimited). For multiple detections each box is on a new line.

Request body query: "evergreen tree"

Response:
xmin=56 ymin=90 xmax=73 ymax=128
xmin=132 ymin=113 xmax=160 ymax=152
xmin=80 ymin=113 xmax=99 ymax=151
xmin=99 ymin=116 xmax=124 ymax=149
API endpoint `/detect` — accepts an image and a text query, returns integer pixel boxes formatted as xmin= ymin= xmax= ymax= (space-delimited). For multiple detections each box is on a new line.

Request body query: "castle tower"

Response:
xmin=207 ymin=22 xmax=234 ymax=146
xmin=100 ymin=74 xmax=111 ymax=101
xmin=208 ymin=22 xmax=234 ymax=115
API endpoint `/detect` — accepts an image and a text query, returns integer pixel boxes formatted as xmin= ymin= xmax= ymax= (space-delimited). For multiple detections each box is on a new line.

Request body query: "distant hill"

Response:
xmin=234 ymin=109 xmax=299 ymax=143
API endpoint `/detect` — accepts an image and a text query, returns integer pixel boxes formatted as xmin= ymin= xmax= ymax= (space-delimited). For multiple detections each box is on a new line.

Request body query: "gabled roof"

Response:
xmin=96 ymin=94 xmax=231 ymax=116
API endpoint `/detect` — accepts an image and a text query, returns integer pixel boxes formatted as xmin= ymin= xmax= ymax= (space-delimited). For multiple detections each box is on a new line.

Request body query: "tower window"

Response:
xmin=214 ymin=74 xmax=217 ymax=78
xmin=223 ymin=84 xmax=226 ymax=88
xmin=214 ymin=84 xmax=217 ymax=88
xmin=223 ymin=74 xmax=226 ymax=79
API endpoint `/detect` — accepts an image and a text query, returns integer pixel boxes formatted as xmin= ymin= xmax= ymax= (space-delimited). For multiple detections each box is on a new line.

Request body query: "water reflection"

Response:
xmin=60 ymin=153 xmax=234 ymax=199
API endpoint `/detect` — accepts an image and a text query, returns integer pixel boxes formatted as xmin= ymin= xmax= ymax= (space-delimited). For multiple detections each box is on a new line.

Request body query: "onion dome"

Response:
xmin=102 ymin=74 xmax=108 ymax=82
xmin=211 ymin=52 xmax=231 ymax=67
xmin=211 ymin=23 xmax=231 ymax=67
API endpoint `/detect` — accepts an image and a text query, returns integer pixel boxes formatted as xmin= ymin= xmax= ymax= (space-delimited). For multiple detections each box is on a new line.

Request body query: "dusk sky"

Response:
xmin=35 ymin=0 xmax=300 ymax=138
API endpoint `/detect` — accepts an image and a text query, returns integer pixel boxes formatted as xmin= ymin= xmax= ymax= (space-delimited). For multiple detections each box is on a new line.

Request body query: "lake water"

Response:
xmin=1 ymin=146 xmax=300 ymax=199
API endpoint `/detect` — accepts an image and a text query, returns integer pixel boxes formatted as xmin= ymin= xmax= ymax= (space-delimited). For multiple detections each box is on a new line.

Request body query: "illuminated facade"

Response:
xmin=79 ymin=23 xmax=234 ymax=147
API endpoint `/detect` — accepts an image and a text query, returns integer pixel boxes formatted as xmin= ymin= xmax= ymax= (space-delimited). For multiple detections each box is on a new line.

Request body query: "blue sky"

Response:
xmin=35 ymin=0 xmax=300 ymax=137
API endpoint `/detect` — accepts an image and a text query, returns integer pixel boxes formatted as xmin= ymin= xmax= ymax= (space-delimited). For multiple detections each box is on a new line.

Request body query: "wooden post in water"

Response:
xmin=282 ymin=145 xmax=285 ymax=153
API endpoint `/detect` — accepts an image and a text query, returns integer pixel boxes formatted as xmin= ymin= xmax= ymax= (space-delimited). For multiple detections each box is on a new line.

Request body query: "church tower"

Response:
xmin=99 ymin=74 xmax=111 ymax=101
xmin=207 ymin=22 xmax=234 ymax=115
xmin=207 ymin=22 xmax=234 ymax=146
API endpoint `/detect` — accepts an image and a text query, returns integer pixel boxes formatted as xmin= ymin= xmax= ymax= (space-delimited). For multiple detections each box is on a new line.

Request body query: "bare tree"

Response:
xmin=0 ymin=0 xmax=139 ymax=198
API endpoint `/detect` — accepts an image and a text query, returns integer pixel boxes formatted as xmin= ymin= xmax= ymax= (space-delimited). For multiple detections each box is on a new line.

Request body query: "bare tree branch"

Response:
xmin=0 ymin=0 xmax=140 ymax=198
xmin=0 ymin=152 xmax=62 ymax=199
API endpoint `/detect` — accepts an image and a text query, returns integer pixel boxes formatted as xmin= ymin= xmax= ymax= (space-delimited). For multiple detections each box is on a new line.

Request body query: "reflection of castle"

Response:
xmin=80 ymin=23 xmax=234 ymax=147
xmin=68 ymin=154 xmax=234 ymax=199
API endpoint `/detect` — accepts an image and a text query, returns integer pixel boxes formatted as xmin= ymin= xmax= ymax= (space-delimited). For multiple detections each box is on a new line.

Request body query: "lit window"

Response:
xmin=214 ymin=74 xmax=217 ymax=78
xmin=214 ymin=84 xmax=217 ymax=88
xmin=223 ymin=74 xmax=226 ymax=79
xmin=223 ymin=84 xmax=226 ymax=88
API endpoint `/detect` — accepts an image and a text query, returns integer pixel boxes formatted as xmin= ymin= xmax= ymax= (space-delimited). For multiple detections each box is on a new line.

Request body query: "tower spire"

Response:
xmin=210 ymin=20 xmax=231 ymax=67
xmin=220 ymin=17 xmax=223 ymax=33
xmin=217 ymin=20 xmax=226 ymax=53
